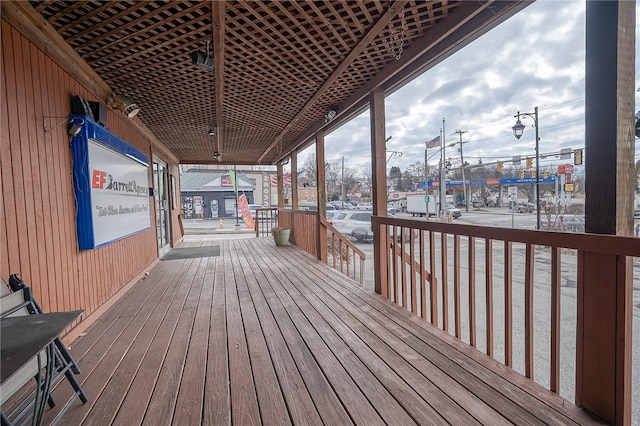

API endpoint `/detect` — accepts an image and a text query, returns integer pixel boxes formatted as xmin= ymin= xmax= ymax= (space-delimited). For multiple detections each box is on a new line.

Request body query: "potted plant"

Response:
xmin=271 ymin=227 xmax=291 ymax=246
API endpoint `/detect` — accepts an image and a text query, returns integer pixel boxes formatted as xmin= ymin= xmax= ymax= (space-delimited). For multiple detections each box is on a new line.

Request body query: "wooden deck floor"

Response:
xmin=41 ymin=238 xmax=605 ymax=425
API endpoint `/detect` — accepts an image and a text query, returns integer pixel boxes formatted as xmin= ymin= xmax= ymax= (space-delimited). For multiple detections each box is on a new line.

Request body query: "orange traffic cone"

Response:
xmin=219 ymin=218 xmax=224 ymax=229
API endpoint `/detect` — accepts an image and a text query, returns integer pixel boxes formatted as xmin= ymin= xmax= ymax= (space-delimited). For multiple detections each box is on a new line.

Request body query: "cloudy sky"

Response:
xmin=293 ymin=0 xmax=639 ymax=179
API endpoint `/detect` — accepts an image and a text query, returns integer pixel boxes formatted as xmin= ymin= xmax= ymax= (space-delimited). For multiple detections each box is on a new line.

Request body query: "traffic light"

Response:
xmin=574 ymin=149 xmax=583 ymax=165
xmin=526 ymin=157 xmax=533 ymax=169
xmin=497 ymin=161 xmax=503 ymax=172
xmin=519 ymin=169 xmax=525 ymax=179
xmin=531 ymin=170 xmax=536 ymax=179
xmin=543 ymin=170 xmax=549 ymax=179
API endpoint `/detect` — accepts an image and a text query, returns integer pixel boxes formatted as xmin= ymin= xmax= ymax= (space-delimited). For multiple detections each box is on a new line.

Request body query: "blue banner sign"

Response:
xmin=425 ymin=177 xmax=556 ymax=188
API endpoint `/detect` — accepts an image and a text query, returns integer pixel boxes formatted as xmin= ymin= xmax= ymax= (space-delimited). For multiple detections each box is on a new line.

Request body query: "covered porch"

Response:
xmin=34 ymin=238 xmax=604 ymax=425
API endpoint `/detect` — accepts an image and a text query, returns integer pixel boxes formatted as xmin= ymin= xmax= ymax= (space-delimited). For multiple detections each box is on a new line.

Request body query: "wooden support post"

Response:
xmin=578 ymin=2 xmax=635 ymax=423
xmin=291 ymin=151 xmax=298 ymax=210
xmin=370 ymin=87 xmax=388 ymax=296
xmin=276 ymin=163 xmax=284 ymax=209
xmin=316 ymin=131 xmax=327 ymax=262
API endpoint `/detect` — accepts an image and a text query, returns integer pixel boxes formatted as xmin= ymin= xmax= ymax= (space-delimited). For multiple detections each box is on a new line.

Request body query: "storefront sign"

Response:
xmin=71 ymin=115 xmax=151 ymax=249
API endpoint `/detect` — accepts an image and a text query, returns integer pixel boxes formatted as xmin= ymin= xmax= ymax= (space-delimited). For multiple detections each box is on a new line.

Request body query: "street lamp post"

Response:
xmin=512 ymin=106 xmax=540 ymax=230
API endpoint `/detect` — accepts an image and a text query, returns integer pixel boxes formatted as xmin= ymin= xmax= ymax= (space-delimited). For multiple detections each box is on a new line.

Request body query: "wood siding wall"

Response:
xmin=1 ymin=20 xmax=165 ymax=324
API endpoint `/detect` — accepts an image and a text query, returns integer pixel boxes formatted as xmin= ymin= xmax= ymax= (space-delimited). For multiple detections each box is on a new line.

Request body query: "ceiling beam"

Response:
xmin=213 ymin=0 xmax=225 ymax=157
xmin=257 ymin=1 xmax=409 ymax=163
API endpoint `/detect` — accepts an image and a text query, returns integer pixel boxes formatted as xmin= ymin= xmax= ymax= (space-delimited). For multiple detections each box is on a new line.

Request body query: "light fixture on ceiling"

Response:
xmin=208 ymin=124 xmax=217 ymax=136
xmin=109 ymin=94 xmax=140 ymax=118
xmin=190 ymin=40 xmax=214 ymax=72
xmin=324 ymin=107 xmax=338 ymax=123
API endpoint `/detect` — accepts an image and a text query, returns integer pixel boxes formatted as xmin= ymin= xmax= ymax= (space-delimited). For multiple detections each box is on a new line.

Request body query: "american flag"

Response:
xmin=425 ymin=135 xmax=441 ymax=149
xmin=270 ymin=173 xmax=292 ymax=187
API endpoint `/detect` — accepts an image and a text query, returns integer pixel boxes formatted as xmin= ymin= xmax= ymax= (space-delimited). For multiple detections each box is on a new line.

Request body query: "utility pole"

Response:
xmin=439 ymin=118 xmax=446 ymax=217
xmin=454 ymin=129 xmax=468 ymax=211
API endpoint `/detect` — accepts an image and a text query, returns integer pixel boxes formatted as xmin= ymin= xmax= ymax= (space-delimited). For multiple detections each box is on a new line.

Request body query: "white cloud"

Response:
xmin=290 ymin=0 xmax=638 ymax=177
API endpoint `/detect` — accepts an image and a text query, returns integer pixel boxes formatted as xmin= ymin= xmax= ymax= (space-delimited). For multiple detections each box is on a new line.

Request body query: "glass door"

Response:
xmin=153 ymin=158 xmax=171 ymax=255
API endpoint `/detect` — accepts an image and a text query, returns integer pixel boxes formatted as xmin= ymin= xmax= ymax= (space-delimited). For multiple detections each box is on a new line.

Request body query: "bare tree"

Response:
xmin=302 ymin=153 xmax=318 ymax=181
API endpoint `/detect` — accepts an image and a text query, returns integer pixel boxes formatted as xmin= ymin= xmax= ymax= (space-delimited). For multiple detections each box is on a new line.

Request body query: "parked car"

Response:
xmin=328 ymin=210 xmax=410 ymax=243
xmin=515 ymin=202 xmax=535 ymax=213
xmin=634 ymin=209 xmax=640 ymax=218
xmin=356 ymin=202 xmax=373 ymax=210
xmin=330 ymin=210 xmax=374 ymax=241
xmin=445 ymin=203 xmax=461 ymax=219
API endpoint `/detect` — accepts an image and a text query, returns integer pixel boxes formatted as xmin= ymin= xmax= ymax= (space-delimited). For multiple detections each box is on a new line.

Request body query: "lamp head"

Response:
xmin=512 ymin=117 xmax=525 ymax=140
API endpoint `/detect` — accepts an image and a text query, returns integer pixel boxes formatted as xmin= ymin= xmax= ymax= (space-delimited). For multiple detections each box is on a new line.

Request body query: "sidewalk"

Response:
xmin=182 ymin=218 xmax=255 ymax=235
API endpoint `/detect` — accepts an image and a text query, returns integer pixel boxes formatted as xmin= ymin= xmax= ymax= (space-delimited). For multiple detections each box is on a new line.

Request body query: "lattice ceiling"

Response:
xmin=27 ymin=0 xmax=526 ymax=165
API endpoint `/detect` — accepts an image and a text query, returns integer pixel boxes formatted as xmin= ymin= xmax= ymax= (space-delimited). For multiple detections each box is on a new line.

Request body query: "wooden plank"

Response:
xmin=246 ymin=241 xmax=414 ymax=426
xmin=37 ymin=49 xmax=61 ymax=314
xmin=304 ymin=253 xmax=593 ymax=425
xmin=173 ymin=258 xmax=216 ymax=425
xmin=485 ymin=239 xmax=494 ymax=357
xmin=453 ymin=234 xmax=461 ymax=339
xmin=428 ymin=230 xmax=437 ymax=325
xmin=222 ymin=245 xmax=261 ymax=425
xmin=44 ymin=258 xmax=190 ymax=424
xmin=80 ymin=264 xmax=187 ymax=425
xmin=264 ymin=241 xmax=495 ymax=424
xmin=110 ymin=259 xmax=200 ymax=425
xmin=468 ymin=236 xmax=476 ymax=347
xmin=271 ymin=242 xmax=505 ymax=425
xmin=233 ymin=241 xmax=324 ymax=424
xmin=143 ymin=258 xmax=206 ymax=425
xmin=0 ymin=21 xmax=17 ymax=279
xmin=226 ymin=242 xmax=291 ymax=425
xmin=440 ymin=232 xmax=448 ymax=332
xmin=524 ymin=243 xmax=534 ymax=379
xmin=550 ymin=247 xmax=560 ymax=393
xmin=203 ymin=252 xmax=230 ymax=425
xmin=504 ymin=241 xmax=513 ymax=367
xmin=419 ymin=230 xmax=426 ymax=319
xmin=241 ymin=241 xmax=352 ymax=425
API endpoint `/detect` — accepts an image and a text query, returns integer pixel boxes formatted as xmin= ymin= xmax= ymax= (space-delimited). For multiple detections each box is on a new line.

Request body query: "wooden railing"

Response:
xmin=254 ymin=208 xmax=279 ymax=237
xmin=320 ymin=218 xmax=366 ymax=285
xmin=276 ymin=210 xmax=366 ymax=284
xmin=277 ymin=209 xmax=318 ymax=257
xmin=371 ymin=215 xmax=639 ymax=398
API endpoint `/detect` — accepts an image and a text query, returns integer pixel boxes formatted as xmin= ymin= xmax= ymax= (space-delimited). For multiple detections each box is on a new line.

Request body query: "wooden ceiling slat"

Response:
xmin=55 ymin=1 xmax=116 ymax=34
xmin=75 ymin=2 xmax=190 ymax=52
xmin=45 ymin=0 xmax=90 ymax=26
xmin=226 ymin=2 xmax=330 ymax=79
xmin=64 ymin=1 xmax=141 ymax=44
xmin=258 ymin=1 xmax=410 ymax=163
xmin=275 ymin=1 xmax=343 ymax=69
xmin=19 ymin=0 xmax=525 ymax=165
xmin=306 ymin=1 xmax=355 ymax=54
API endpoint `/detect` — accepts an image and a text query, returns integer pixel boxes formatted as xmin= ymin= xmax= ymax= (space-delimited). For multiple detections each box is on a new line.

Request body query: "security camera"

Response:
xmin=68 ymin=123 xmax=82 ymax=137
xmin=213 ymin=151 xmax=222 ymax=161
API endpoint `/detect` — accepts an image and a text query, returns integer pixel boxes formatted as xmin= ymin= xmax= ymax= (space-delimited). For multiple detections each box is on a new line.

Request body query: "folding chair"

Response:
xmin=1 ymin=275 xmax=87 ymax=426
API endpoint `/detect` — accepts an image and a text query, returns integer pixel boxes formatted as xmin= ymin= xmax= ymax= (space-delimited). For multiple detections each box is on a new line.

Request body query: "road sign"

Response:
xmin=508 ymin=186 xmax=517 ymax=201
xmin=565 ymin=183 xmax=574 ymax=191
xmin=564 ymin=164 xmax=574 ymax=174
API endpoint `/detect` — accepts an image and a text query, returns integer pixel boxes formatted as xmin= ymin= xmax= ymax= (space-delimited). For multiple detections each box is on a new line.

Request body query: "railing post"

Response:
xmin=578 ymin=2 xmax=634 ymax=423
xmin=316 ymin=131 xmax=327 ymax=262
xmin=369 ymin=87 xmax=388 ymax=297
